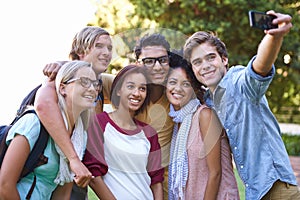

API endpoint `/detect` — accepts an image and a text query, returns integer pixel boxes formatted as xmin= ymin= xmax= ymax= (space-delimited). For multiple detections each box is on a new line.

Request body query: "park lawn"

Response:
xmin=235 ymin=168 xmax=245 ymax=199
xmin=87 ymin=168 xmax=246 ymax=200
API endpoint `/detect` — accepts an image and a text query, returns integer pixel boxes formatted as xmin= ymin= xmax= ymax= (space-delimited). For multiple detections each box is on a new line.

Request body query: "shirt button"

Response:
xmin=245 ymin=184 xmax=249 ymax=187
xmin=226 ymin=129 xmax=229 ymax=132
xmin=240 ymin=165 xmax=244 ymax=169
xmin=234 ymin=147 xmax=237 ymax=150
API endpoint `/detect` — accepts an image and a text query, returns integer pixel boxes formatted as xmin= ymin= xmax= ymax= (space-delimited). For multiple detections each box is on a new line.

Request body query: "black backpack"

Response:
xmin=0 ymin=84 xmax=49 ymax=199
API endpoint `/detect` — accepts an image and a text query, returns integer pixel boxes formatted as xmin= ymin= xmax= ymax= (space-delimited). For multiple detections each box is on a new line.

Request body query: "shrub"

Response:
xmin=282 ymin=134 xmax=300 ymax=156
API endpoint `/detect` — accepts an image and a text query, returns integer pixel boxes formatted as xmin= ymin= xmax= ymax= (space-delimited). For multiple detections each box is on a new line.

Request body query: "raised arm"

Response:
xmin=34 ymin=79 xmax=92 ymax=186
xmin=253 ymin=10 xmax=293 ymax=76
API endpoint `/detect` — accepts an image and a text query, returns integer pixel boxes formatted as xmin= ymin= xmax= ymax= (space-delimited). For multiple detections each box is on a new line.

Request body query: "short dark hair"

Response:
xmin=134 ymin=33 xmax=170 ymax=60
xmin=110 ymin=65 xmax=151 ymax=115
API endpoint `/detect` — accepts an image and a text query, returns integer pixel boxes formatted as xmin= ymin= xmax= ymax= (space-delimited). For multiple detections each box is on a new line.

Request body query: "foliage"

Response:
xmin=128 ymin=0 xmax=300 ymax=121
xmin=90 ymin=0 xmax=300 ymax=122
xmin=282 ymin=134 xmax=300 ymax=156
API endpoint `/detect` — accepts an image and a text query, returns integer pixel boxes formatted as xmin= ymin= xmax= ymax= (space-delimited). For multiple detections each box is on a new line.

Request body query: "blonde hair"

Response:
xmin=69 ymin=26 xmax=110 ymax=60
xmin=55 ymin=60 xmax=95 ymax=130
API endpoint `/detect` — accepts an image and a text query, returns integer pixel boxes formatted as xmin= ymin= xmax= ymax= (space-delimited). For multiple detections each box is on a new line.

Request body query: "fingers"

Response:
xmin=265 ymin=11 xmax=293 ymax=36
xmin=69 ymin=157 xmax=93 ymax=187
xmin=73 ymin=175 xmax=94 ymax=188
xmin=43 ymin=63 xmax=61 ymax=80
xmin=49 ymin=71 xmax=58 ymax=81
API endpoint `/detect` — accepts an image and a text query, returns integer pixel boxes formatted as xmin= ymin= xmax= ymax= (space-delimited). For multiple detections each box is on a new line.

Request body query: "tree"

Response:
xmin=90 ymin=0 xmax=300 ymax=122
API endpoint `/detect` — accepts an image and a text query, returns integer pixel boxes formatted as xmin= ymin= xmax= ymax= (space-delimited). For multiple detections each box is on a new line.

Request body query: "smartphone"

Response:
xmin=248 ymin=10 xmax=278 ymax=30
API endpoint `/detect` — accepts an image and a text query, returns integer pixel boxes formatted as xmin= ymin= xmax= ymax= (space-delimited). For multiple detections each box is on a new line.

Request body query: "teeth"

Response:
xmin=173 ymin=93 xmax=183 ymax=98
xmin=130 ymin=99 xmax=139 ymax=103
xmin=84 ymin=95 xmax=94 ymax=99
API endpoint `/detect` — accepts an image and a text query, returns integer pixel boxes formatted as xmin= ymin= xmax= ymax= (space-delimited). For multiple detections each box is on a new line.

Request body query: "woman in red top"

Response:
xmin=84 ymin=65 xmax=164 ymax=200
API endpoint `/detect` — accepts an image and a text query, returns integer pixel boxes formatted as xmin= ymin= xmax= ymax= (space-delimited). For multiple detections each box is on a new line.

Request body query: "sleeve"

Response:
xmin=143 ymin=124 xmax=165 ymax=185
xmin=229 ymin=56 xmax=275 ymax=100
xmin=247 ymin=56 xmax=275 ymax=81
xmin=246 ymin=56 xmax=275 ymax=99
xmin=6 ymin=113 xmax=40 ymax=151
xmin=83 ymin=149 xmax=108 ymax=177
xmin=83 ymin=113 xmax=108 ymax=177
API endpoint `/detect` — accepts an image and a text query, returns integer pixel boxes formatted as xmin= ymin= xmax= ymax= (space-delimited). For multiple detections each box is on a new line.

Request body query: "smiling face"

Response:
xmin=139 ymin=45 xmax=170 ymax=85
xmin=82 ymin=34 xmax=112 ymax=75
xmin=117 ymin=72 xmax=147 ymax=114
xmin=62 ymin=67 xmax=98 ymax=114
xmin=166 ymin=68 xmax=195 ymax=111
xmin=190 ymin=42 xmax=228 ymax=92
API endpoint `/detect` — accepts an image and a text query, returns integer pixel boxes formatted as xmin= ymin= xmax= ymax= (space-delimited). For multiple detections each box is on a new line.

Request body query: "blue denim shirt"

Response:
xmin=205 ymin=56 xmax=297 ymax=200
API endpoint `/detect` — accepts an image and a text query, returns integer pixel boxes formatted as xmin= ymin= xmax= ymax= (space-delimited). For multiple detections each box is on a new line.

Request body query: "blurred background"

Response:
xmin=1 ymin=1 xmax=299 ymax=198
xmin=0 ymin=0 xmax=299 ymax=127
xmin=0 ymin=0 xmax=96 ymax=123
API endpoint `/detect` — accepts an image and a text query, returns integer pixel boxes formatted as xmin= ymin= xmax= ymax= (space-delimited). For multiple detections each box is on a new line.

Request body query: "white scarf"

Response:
xmin=54 ymin=112 xmax=87 ymax=185
xmin=168 ymin=98 xmax=200 ymax=200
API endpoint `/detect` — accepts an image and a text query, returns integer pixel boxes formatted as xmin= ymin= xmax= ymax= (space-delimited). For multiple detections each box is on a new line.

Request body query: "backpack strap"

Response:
xmin=25 ymin=174 xmax=37 ymax=200
xmin=20 ymin=116 xmax=49 ymax=177
xmin=19 ymin=110 xmax=49 ymax=199
xmin=0 ymin=125 xmax=12 ymax=162
xmin=0 ymin=110 xmax=35 ymax=166
xmin=15 ymin=84 xmax=42 ymax=119
xmin=0 ymin=109 xmax=49 ymax=199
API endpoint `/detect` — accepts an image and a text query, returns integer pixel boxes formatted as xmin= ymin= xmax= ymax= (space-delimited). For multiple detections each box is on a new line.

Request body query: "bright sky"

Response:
xmin=0 ymin=0 xmax=96 ymax=124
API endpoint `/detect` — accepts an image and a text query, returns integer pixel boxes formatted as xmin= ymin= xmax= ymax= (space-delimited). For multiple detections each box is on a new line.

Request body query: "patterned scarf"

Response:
xmin=54 ymin=112 xmax=87 ymax=185
xmin=168 ymin=98 xmax=200 ymax=200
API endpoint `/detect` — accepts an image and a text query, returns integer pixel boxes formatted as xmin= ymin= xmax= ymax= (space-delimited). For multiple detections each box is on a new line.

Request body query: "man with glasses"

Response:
xmin=37 ymin=31 xmax=174 ymax=199
xmin=133 ymin=33 xmax=174 ymax=199
xmin=86 ymin=33 xmax=174 ymax=199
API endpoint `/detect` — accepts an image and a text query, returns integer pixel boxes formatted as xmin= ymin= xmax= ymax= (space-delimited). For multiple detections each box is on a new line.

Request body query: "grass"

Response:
xmin=87 ymin=169 xmax=246 ymax=200
xmin=86 ymin=132 xmax=299 ymax=200
xmin=235 ymin=168 xmax=245 ymax=200
xmin=88 ymin=187 xmax=98 ymax=199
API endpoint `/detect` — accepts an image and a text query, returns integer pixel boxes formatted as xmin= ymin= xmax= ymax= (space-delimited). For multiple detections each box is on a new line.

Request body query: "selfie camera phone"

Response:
xmin=248 ymin=10 xmax=278 ymax=30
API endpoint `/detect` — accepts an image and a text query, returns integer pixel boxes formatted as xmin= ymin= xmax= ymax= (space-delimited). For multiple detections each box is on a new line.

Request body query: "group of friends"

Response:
xmin=0 ymin=10 xmax=299 ymax=200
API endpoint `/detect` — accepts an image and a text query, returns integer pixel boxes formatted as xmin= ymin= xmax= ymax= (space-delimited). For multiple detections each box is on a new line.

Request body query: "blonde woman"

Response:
xmin=0 ymin=61 xmax=99 ymax=199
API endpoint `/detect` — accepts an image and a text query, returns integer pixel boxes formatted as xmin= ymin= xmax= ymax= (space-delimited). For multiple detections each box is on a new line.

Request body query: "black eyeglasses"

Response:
xmin=140 ymin=55 xmax=169 ymax=68
xmin=65 ymin=77 xmax=102 ymax=91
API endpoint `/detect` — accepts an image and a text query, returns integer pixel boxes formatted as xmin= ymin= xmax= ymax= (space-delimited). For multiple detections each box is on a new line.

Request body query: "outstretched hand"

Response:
xmin=265 ymin=10 xmax=293 ymax=36
xmin=253 ymin=10 xmax=293 ymax=76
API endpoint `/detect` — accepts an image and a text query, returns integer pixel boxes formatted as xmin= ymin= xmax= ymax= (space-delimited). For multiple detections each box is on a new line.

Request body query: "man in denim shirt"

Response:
xmin=183 ymin=11 xmax=300 ymax=199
